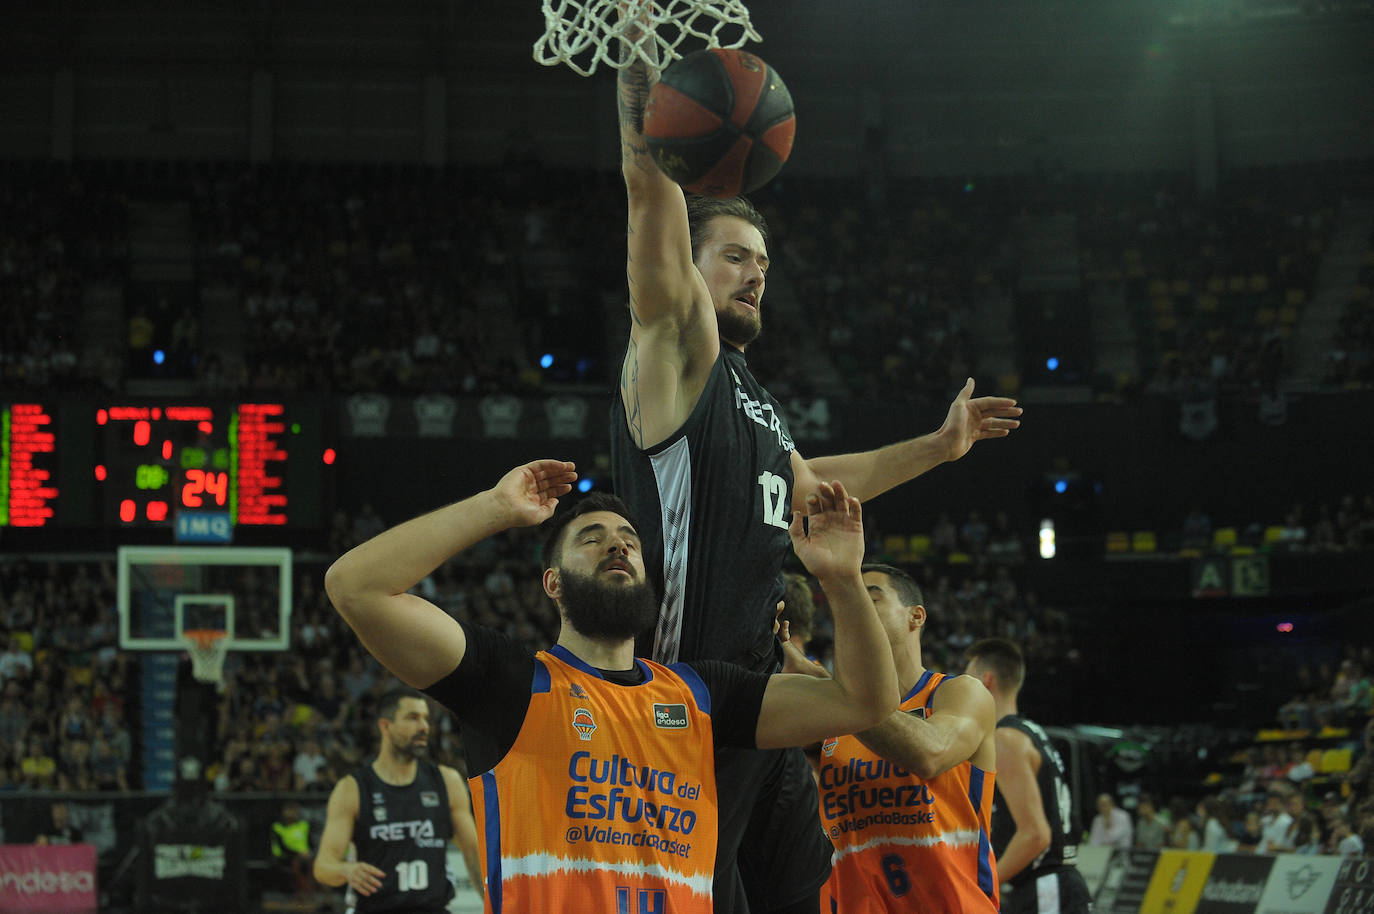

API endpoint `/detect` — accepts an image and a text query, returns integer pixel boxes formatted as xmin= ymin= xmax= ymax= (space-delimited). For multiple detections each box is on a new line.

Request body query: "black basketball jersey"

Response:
xmin=348 ymin=760 xmax=455 ymax=913
xmin=990 ymin=715 xmax=1077 ymax=884
xmin=611 ymin=346 xmax=796 ymax=672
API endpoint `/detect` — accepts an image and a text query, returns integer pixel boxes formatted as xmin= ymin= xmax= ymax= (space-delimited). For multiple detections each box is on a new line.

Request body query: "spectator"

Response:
xmin=1090 ymin=793 xmax=1134 ymax=851
xmin=1168 ymin=797 xmax=1200 ymax=850
xmin=90 ymin=731 xmax=129 ymax=791
xmin=269 ymin=800 xmax=315 ymax=898
xmin=960 ymin=510 xmax=990 ymax=555
xmin=1135 ymin=794 xmax=1168 ymax=850
xmin=1330 ymin=817 xmax=1365 ymax=857
xmin=33 ymin=801 xmax=82 ymax=845
xmin=1286 ymin=744 xmax=1316 ymax=784
xmin=1198 ymin=796 xmax=1237 ymax=852
xmin=1345 ymin=718 xmax=1374 ymax=801
xmin=20 ymin=736 xmax=57 ymax=789
xmin=0 ymin=635 xmax=33 ymax=682
xmin=1259 ymin=789 xmax=1295 ymax=854
xmin=292 ymin=738 xmax=329 ymax=791
xmin=1181 ymin=507 xmax=1212 ymax=551
xmin=0 ymin=681 xmax=29 ymax=747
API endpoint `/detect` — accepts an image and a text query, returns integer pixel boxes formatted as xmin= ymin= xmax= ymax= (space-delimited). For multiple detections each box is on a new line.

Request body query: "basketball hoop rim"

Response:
xmin=183 ymin=628 xmax=229 ymax=649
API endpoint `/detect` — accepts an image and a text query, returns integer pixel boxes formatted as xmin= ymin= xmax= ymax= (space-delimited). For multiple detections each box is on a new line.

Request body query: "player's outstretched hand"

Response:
xmin=788 ymin=480 xmax=863 ymax=581
xmin=493 ymin=460 xmax=577 ymax=528
xmin=937 ymin=378 xmax=1022 ymax=461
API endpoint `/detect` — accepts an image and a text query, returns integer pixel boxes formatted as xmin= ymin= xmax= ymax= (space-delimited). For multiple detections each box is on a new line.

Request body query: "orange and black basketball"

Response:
xmin=643 ymin=48 xmax=796 ymax=198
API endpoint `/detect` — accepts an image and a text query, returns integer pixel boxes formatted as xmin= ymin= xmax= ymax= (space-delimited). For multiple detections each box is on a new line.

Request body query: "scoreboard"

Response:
xmin=1 ymin=399 xmax=326 ymax=533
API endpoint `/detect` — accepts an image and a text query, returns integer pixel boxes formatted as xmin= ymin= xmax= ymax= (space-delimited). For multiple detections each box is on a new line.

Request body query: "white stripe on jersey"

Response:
xmin=649 ymin=437 xmax=693 ymax=664
xmin=499 ymin=852 xmax=713 ymax=896
xmin=1035 ymin=870 xmax=1063 ymax=913
xmin=830 ymin=826 xmax=984 ymax=863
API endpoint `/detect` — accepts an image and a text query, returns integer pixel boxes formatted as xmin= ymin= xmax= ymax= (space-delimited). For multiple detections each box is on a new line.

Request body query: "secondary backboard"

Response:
xmin=117 ymin=546 xmax=292 ymax=650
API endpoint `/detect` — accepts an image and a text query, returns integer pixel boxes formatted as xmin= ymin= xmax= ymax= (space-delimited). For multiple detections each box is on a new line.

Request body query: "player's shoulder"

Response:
xmin=325 ymin=771 xmax=362 ymax=814
xmin=933 ymin=672 xmax=993 ymax=703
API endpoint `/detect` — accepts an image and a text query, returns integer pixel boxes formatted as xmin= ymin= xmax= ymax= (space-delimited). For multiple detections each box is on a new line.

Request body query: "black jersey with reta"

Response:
xmin=348 ymin=760 xmax=455 ymax=913
xmin=990 ymin=714 xmax=1078 ymax=884
xmin=611 ymin=346 xmax=796 ymax=672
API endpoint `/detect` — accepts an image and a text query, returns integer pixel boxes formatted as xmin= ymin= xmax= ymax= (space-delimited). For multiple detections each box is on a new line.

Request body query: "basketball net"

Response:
xmin=184 ymin=629 xmax=229 ymax=685
xmin=534 ymin=0 xmax=761 ymax=77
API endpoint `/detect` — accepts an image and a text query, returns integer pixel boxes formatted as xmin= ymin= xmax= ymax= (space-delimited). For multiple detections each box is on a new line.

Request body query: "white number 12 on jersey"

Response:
xmin=757 ymin=471 xmax=790 ymax=529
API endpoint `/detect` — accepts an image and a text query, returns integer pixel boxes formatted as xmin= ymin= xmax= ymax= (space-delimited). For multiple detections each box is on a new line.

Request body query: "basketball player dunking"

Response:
xmin=610 ymin=11 xmax=1022 ymax=913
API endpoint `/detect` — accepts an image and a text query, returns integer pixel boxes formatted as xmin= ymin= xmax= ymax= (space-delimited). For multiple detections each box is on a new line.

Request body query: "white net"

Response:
xmin=184 ymin=630 xmax=229 ymax=685
xmin=534 ymin=0 xmax=761 ymax=77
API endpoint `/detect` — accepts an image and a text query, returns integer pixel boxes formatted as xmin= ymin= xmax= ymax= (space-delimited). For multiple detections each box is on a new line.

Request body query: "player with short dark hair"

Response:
xmin=818 ymin=564 xmax=999 ymax=913
xmin=611 ymin=12 xmax=1022 ymax=914
xmin=965 ymin=637 xmax=1093 ymax=914
xmin=314 ymin=687 xmax=482 ymax=913
xmin=324 ymin=458 xmax=896 ymax=912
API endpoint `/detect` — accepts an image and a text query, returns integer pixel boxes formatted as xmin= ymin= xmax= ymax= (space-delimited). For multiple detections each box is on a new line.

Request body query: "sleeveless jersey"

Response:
xmin=991 ymin=714 xmax=1078 ymax=883
xmin=349 ymin=759 xmax=455 ymax=913
xmin=470 ymin=645 xmax=720 ymax=914
xmin=818 ymin=671 xmax=999 ymax=913
xmin=611 ymin=346 xmax=795 ymax=671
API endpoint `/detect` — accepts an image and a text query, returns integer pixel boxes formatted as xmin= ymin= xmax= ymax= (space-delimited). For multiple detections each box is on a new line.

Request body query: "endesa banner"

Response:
xmin=0 ymin=844 xmax=97 ymax=913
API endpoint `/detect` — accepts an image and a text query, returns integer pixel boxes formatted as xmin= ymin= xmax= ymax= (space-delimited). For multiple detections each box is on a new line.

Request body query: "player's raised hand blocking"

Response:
xmin=492 ymin=460 xmax=578 ymax=528
xmin=788 ymin=480 xmax=863 ymax=582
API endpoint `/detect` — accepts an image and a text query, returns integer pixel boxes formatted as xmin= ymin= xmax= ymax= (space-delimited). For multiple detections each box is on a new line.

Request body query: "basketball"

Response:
xmin=643 ymin=48 xmax=796 ymax=198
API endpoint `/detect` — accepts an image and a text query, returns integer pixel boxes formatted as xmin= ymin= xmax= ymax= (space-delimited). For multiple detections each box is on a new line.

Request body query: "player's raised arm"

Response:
xmin=325 ymin=460 xmax=576 ymax=688
xmin=754 ymin=482 xmax=898 ymax=748
xmin=615 ymin=12 xmax=720 ymax=448
xmin=791 ymin=378 xmax=1022 ymax=508
xmin=617 ymin=13 xmax=699 ymax=327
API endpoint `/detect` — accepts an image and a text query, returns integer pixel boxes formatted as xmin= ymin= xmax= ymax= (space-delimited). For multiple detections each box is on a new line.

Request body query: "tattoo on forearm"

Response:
xmin=617 ymin=60 xmax=657 ymax=172
xmin=622 ymin=341 xmax=644 ymax=447
xmin=617 ymin=62 xmax=651 ymax=134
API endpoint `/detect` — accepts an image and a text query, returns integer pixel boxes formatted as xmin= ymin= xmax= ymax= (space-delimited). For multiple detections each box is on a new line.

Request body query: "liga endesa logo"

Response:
xmin=0 ymin=867 xmax=95 ymax=896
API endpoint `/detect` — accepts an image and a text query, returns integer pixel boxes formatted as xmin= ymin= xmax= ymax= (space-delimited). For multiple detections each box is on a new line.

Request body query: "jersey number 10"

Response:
xmin=395 ymin=860 xmax=429 ymax=892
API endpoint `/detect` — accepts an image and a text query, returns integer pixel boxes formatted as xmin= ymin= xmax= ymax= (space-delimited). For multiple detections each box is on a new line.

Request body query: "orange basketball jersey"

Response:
xmin=818 ymin=670 xmax=999 ymax=913
xmin=469 ymin=645 xmax=719 ymax=914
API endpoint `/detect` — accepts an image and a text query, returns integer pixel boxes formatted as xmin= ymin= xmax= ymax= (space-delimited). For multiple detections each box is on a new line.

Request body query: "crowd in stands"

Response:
xmin=4 ymin=160 xmax=1370 ymax=402
xmin=1076 ymin=168 xmax=1336 ymax=397
xmin=0 ymin=559 xmax=134 ymax=792
xmin=1087 ymin=675 xmax=1374 ymax=862
xmin=1178 ymin=493 xmax=1374 ymax=554
xmin=0 ymin=163 xmax=127 ymax=392
xmin=1324 ymin=241 xmax=1374 ymax=387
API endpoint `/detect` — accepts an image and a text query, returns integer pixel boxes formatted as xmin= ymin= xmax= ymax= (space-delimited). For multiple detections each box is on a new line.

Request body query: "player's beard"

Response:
xmin=717 ymin=302 xmax=761 ymax=348
xmin=391 ymin=732 xmax=428 ymax=761
xmin=558 ymin=568 xmax=659 ymax=641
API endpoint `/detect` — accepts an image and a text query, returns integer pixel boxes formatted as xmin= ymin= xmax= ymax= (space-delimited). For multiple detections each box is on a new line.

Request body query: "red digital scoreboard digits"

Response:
xmin=1 ymin=403 xmax=60 ymax=527
xmin=233 ymin=403 xmax=289 ymax=526
xmin=97 ymin=402 xmax=293 ymax=527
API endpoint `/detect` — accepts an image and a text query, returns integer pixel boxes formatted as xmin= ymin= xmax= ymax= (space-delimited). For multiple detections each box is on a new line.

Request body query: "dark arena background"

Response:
xmin=1 ymin=1 xmax=1373 ymax=912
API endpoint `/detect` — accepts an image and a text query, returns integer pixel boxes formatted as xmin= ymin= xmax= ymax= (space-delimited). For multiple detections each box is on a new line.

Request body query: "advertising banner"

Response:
xmin=1258 ymin=854 xmax=1342 ymax=914
xmin=0 ymin=843 xmax=97 ymax=913
xmin=1139 ymin=849 xmax=1216 ymax=914
xmin=1196 ymin=853 xmax=1275 ymax=913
